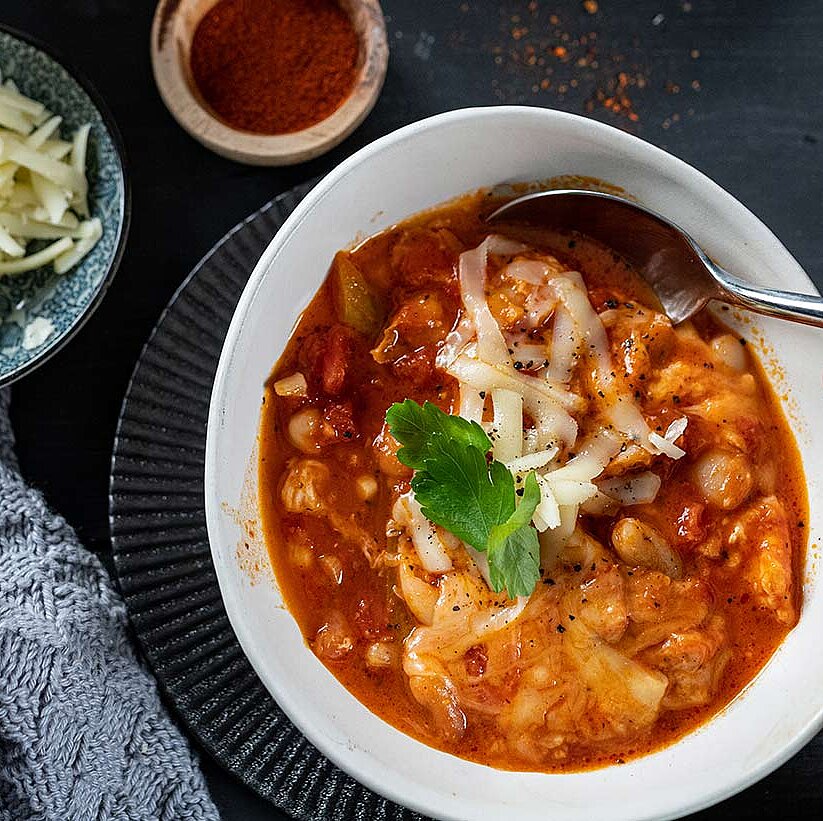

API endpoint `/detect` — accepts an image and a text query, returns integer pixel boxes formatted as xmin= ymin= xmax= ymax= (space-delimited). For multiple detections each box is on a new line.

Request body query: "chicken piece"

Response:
xmin=599 ymin=443 xmax=654 ymax=477
xmin=391 ymin=228 xmax=461 ymax=287
xmin=647 ymin=360 xmax=711 ymax=408
xmin=403 ymin=571 xmax=523 ymax=742
xmin=280 ymin=458 xmax=329 ymax=513
xmin=486 ymin=252 xmax=567 ymax=330
xmin=313 ymin=611 xmax=354 ymax=661
xmin=577 ymin=566 xmax=628 ymax=643
xmin=557 ymin=527 xmax=612 ymax=574
xmin=622 ymin=570 xmax=711 ymax=655
xmin=372 ymin=421 xmax=412 ymax=479
xmin=728 ymin=496 xmax=796 ymax=625
xmin=500 ymin=672 xmax=585 ymax=763
xmin=281 ymin=458 xmax=379 ymax=565
xmin=562 ymin=616 xmax=668 ymax=732
xmin=371 ymin=292 xmax=448 ymax=364
xmin=674 ymin=502 xmax=706 ymax=546
xmin=287 ymin=403 xmax=358 ymax=453
xmin=603 ymin=306 xmax=676 ymax=386
xmin=642 ymin=615 xmax=729 ymax=709
xmin=408 ymin=674 xmax=467 ymax=741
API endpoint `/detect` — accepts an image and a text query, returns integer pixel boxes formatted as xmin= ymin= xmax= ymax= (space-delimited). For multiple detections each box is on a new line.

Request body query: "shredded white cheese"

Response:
xmin=393 ymin=493 xmax=453 ymax=574
xmin=0 ymin=78 xmax=101 ymax=277
xmin=398 ymin=234 xmax=692 ymax=578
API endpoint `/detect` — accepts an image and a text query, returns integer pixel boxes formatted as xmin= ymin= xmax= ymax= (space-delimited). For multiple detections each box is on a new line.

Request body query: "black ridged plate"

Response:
xmin=109 ymin=182 xmax=423 ymax=821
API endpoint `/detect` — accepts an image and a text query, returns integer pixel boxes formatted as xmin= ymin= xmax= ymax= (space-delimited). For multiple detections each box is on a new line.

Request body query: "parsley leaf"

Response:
xmin=386 ymin=399 xmax=490 ymax=470
xmin=386 ymin=400 xmax=542 ymax=598
xmin=412 ymin=436 xmax=514 ymax=550
xmin=487 ymin=472 xmax=541 ymax=597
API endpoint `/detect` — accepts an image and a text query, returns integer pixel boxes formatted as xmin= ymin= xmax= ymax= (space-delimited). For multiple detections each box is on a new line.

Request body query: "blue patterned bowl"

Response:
xmin=0 ymin=25 xmax=129 ymax=385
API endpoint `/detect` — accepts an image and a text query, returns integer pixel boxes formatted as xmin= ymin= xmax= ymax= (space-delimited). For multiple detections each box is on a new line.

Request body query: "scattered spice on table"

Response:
xmin=470 ymin=0 xmax=704 ymax=132
xmin=190 ymin=0 xmax=359 ymax=135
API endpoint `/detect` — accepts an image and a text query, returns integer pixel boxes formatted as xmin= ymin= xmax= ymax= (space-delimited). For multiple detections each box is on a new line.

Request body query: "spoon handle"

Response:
xmin=711 ymin=265 xmax=823 ymax=329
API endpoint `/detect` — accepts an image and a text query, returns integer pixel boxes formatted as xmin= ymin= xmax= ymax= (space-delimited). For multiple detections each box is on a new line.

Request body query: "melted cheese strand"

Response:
xmin=457 ymin=235 xmax=525 ymax=365
xmin=393 ymin=493 xmax=453 ymax=574
xmin=490 ymin=387 xmax=523 ymax=462
xmin=447 ymin=353 xmax=578 ymax=448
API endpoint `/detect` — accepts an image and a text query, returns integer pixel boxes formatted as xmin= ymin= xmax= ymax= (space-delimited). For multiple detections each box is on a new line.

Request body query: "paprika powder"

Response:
xmin=190 ymin=0 xmax=360 ymax=135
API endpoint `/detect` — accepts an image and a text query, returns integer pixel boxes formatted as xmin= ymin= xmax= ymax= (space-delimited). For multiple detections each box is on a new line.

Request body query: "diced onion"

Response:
xmin=273 ymin=372 xmax=308 ymax=397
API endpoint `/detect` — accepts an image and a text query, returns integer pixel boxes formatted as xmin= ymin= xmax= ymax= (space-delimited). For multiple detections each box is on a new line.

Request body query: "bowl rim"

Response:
xmin=206 ymin=106 xmax=823 ymax=820
xmin=0 ymin=22 xmax=131 ymax=388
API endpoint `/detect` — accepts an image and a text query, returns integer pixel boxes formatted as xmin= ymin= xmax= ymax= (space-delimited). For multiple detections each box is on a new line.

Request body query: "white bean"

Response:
xmin=710 ymin=334 xmax=748 ymax=372
xmin=611 ymin=517 xmax=682 ymax=578
xmin=693 ymin=448 xmax=753 ymax=510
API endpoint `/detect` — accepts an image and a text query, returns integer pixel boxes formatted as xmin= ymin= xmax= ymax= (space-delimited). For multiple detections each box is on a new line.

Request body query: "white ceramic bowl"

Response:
xmin=205 ymin=107 xmax=823 ymax=821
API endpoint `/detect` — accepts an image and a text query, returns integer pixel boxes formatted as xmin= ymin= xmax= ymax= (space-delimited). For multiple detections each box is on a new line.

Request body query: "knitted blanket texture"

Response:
xmin=0 ymin=391 xmax=219 ymax=821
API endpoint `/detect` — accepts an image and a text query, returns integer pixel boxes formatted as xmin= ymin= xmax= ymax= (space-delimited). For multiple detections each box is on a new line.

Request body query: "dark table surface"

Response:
xmin=2 ymin=0 xmax=822 ymax=818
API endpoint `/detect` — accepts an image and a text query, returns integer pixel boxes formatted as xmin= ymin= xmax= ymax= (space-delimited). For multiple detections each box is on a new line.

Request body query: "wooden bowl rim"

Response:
xmin=150 ymin=0 xmax=388 ymax=166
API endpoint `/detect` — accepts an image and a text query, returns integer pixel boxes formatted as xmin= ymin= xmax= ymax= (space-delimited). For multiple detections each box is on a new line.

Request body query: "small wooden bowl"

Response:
xmin=151 ymin=0 xmax=389 ymax=166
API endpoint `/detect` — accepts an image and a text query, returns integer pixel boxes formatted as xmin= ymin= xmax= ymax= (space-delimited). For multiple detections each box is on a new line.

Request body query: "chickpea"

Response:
xmin=356 ymin=474 xmax=379 ymax=501
xmin=287 ymin=407 xmax=324 ymax=453
xmin=365 ymin=641 xmax=398 ymax=668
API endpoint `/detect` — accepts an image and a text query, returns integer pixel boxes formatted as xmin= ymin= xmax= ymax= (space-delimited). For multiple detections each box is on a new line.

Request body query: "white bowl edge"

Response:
xmin=205 ymin=106 xmax=823 ymax=821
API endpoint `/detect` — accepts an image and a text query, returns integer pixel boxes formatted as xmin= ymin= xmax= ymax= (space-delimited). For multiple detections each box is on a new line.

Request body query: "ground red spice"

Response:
xmin=190 ymin=0 xmax=360 ymax=135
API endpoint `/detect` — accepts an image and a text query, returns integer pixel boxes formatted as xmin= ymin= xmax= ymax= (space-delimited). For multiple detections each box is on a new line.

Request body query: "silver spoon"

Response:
xmin=488 ymin=189 xmax=823 ymax=327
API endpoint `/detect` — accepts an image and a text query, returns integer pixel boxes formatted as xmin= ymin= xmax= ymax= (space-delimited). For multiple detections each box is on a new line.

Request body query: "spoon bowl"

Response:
xmin=489 ymin=189 xmax=823 ymax=327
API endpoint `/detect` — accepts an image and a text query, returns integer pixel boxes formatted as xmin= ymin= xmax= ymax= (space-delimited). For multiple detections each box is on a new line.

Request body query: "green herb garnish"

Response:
xmin=385 ymin=399 xmax=541 ymax=598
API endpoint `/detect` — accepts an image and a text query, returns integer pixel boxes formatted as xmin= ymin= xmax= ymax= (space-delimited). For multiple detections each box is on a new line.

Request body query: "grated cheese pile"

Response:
xmin=0 ymin=71 xmax=102 ymax=277
xmin=418 ymin=235 xmax=689 ymax=582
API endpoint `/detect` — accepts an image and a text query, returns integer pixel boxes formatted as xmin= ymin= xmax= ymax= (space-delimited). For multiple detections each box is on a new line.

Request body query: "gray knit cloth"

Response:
xmin=0 ymin=391 xmax=219 ymax=821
